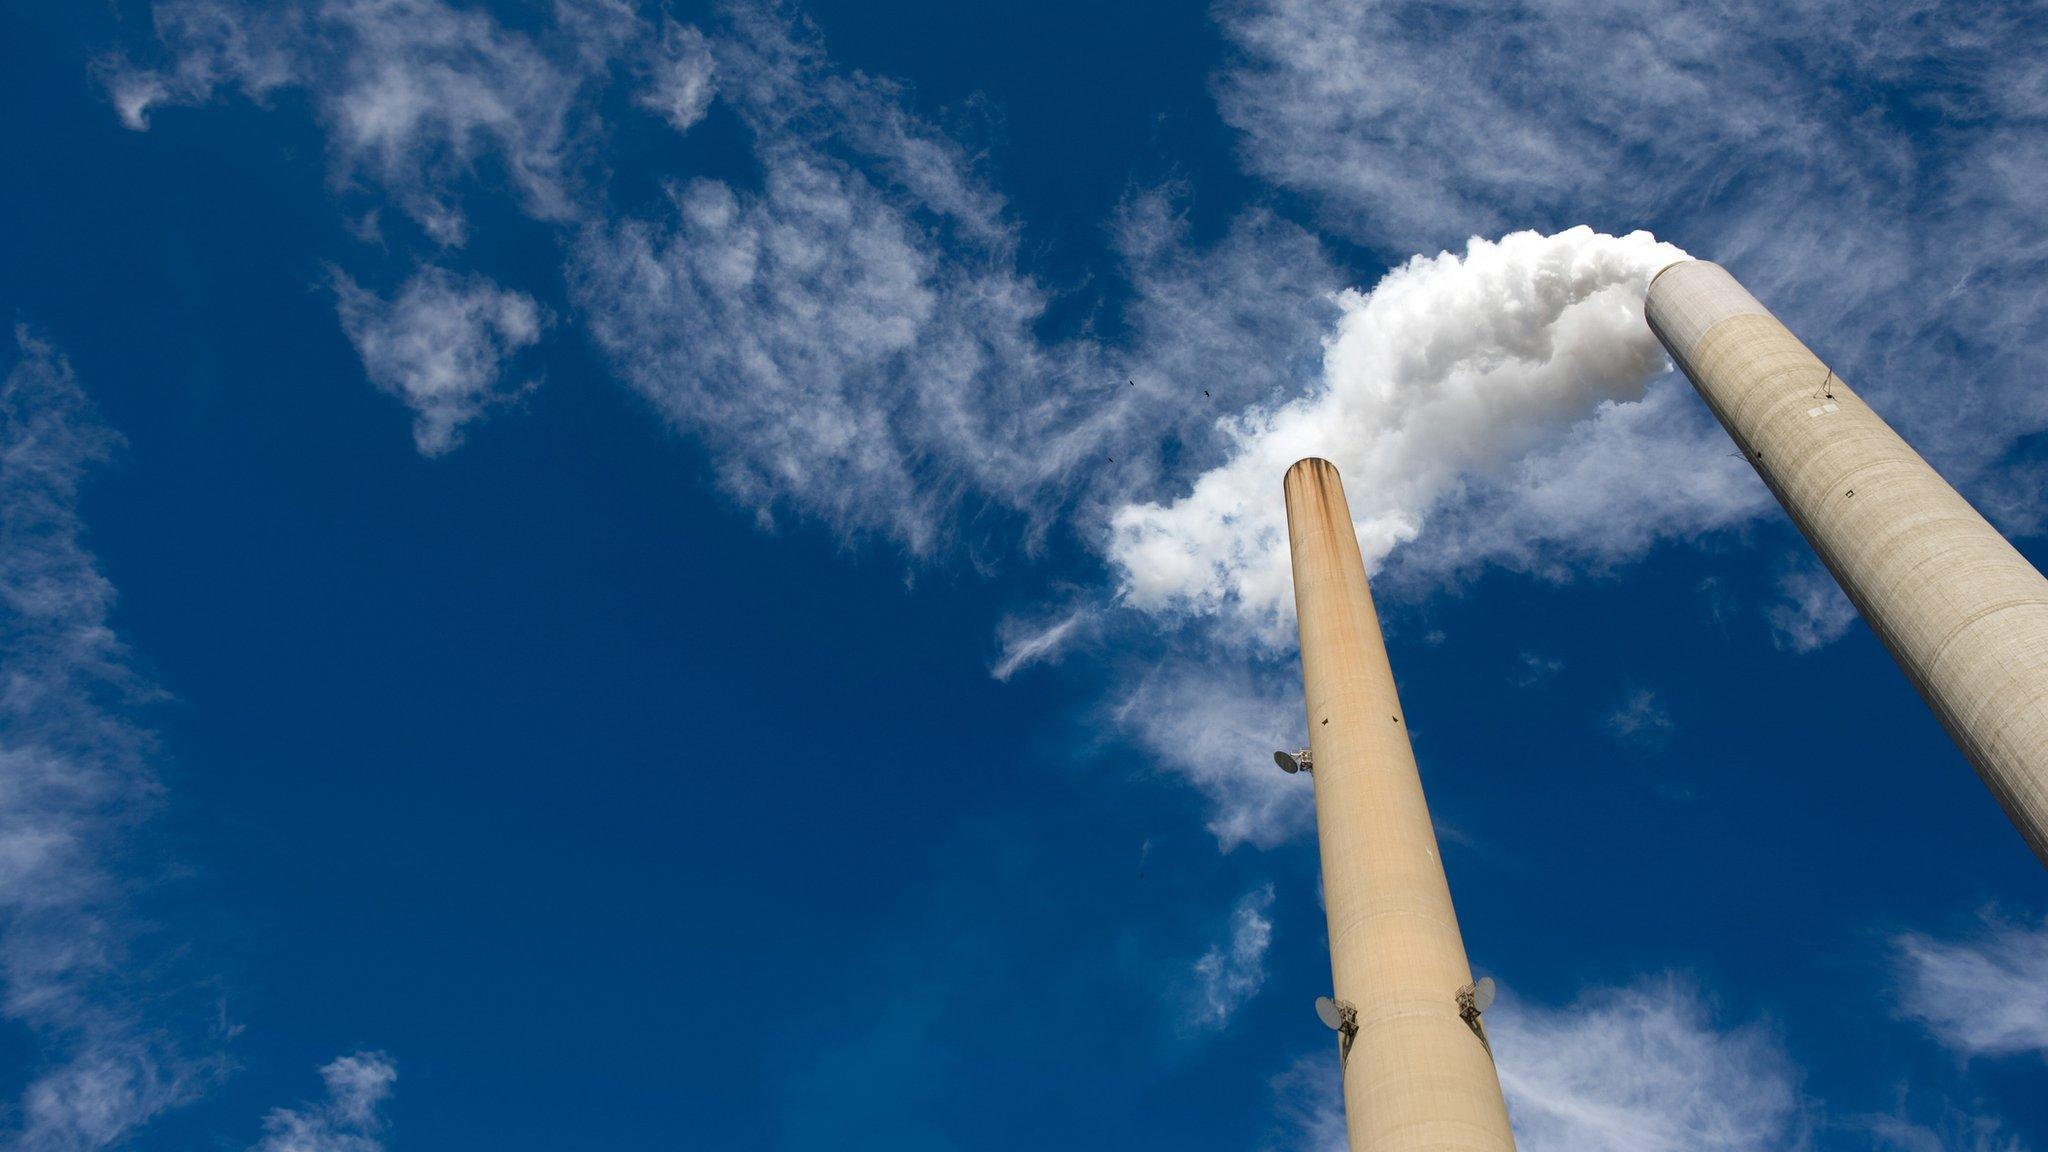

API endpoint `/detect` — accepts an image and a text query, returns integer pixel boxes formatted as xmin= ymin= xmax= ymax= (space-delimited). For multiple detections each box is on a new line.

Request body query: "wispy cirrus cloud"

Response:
xmin=333 ymin=265 xmax=544 ymax=455
xmin=1186 ymin=883 xmax=1275 ymax=1029
xmin=1261 ymin=1053 xmax=1347 ymax=1152
xmin=0 ymin=330 xmax=221 ymax=1151
xmin=1855 ymin=1109 xmax=2031 ymax=1152
xmin=1893 ymin=914 xmax=2048 ymax=1061
xmin=1216 ymin=0 xmax=1835 ymax=256
xmin=250 ymin=1051 xmax=397 ymax=1152
xmin=107 ymin=0 xmax=663 ymax=244
xmin=989 ymin=605 xmax=1095 ymax=682
xmin=1767 ymin=559 xmax=1859 ymax=654
xmin=1513 ymin=652 xmax=1564 ymax=688
xmin=634 ymin=18 xmax=716 ymax=133
xmin=105 ymin=0 xmax=706 ymax=452
xmin=104 ymin=1 xmax=302 ymax=131
xmin=1604 ymin=687 xmax=1675 ymax=746
xmin=571 ymin=5 xmax=1133 ymax=557
xmin=1492 ymin=978 xmax=1807 ymax=1152
xmin=1109 ymin=654 xmax=1309 ymax=850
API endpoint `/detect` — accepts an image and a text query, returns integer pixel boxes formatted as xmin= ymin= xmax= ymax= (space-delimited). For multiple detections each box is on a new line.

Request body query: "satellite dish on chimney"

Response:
xmin=1274 ymin=749 xmax=1313 ymax=775
xmin=1315 ymin=996 xmax=1359 ymax=1054
xmin=1457 ymin=977 xmax=1498 ymax=1054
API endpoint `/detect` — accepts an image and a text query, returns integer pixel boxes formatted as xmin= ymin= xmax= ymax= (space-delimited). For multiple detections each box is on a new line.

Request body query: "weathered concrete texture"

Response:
xmin=1284 ymin=458 xmax=1517 ymax=1152
xmin=1649 ymin=260 xmax=2048 ymax=867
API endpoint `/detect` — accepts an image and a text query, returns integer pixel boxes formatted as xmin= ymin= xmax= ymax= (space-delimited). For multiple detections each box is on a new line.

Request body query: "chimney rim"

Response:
xmin=1286 ymin=456 xmax=1340 ymax=481
xmin=1647 ymin=257 xmax=1705 ymax=297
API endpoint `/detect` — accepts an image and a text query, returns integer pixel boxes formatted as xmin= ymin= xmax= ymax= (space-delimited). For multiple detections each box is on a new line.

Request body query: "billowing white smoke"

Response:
xmin=1109 ymin=227 xmax=1690 ymax=646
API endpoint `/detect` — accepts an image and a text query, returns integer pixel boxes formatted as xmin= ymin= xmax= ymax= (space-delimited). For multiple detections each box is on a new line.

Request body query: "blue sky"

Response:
xmin=2 ymin=1 xmax=2046 ymax=1150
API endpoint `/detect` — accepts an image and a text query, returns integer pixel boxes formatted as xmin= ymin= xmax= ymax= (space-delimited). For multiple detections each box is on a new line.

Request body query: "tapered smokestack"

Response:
xmin=1648 ymin=260 xmax=2048 ymax=866
xmin=1283 ymin=459 xmax=1516 ymax=1152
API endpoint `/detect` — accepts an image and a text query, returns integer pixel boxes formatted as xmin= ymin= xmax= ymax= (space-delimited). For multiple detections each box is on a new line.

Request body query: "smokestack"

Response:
xmin=1283 ymin=459 xmax=1517 ymax=1152
xmin=1647 ymin=261 xmax=2048 ymax=866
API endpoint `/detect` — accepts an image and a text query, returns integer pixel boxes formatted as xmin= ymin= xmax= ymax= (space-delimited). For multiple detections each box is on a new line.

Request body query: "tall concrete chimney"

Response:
xmin=1647 ymin=260 xmax=2048 ymax=866
xmin=1284 ymin=458 xmax=1517 ymax=1152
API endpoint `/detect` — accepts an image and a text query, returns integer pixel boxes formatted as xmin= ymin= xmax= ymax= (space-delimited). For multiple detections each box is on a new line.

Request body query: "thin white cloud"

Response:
xmin=333 ymin=266 xmax=544 ymax=455
xmin=1188 ymin=883 xmax=1276 ymax=1029
xmin=109 ymin=0 xmax=684 ymax=243
xmin=990 ymin=606 xmax=1094 ymax=682
xmin=1604 ymin=688 xmax=1675 ymax=745
xmin=251 ymin=1051 xmax=397 ymax=1152
xmin=1856 ymin=1110 xmax=2030 ymax=1152
xmin=1491 ymin=979 xmax=1806 ymax=1152
xmin=1109 ymin=654 xmax=1309 ymax=851
xmin=1513 ymin=652 xmax=1564 ymax=688
xmin=315 ymin=0 xmax=589 ymax=240
xmin=1261 ymin=1053 xmax=1348 ymax=1152
xmin=707 ymin=3 xmax=1014 ymax=248
xmin=1893 ymin=914 xmax=2048 ymax=1060
xmin=1767 ymin=560 xmax=1859 ymax=654
xmin=572 ymin=7 xmax=1112 ymax=556
xmin=637 ymin=18 xmax=716 ymax=133
xmin=104 ymin=2 xmax=303 ymax=131
xmin=1215 ymin=0 xmax=1831 ymax=256
xmin=0 ymin=330 xmax=219 ymax=1150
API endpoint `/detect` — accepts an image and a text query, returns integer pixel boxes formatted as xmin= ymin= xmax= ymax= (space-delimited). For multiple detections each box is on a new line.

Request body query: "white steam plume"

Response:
xmin=1109 ymin=227 xmax=1690 ymax=646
